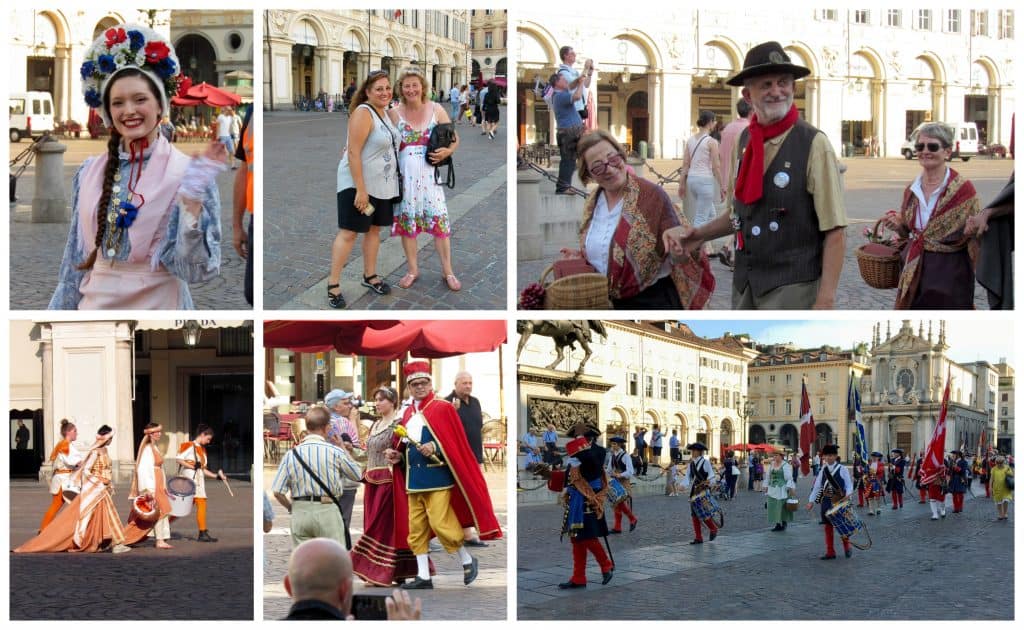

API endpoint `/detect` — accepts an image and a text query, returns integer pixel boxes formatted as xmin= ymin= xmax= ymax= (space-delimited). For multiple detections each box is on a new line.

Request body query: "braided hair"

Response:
xmin=77 ymin=68 xmax=162 ymax=271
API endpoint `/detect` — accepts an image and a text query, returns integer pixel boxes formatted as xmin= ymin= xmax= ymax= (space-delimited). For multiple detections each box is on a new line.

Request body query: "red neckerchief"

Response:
xmin=126 ymin=137 xmax=149 ymax=210
xmin=734 ymin=104 xmax=799 ymax=205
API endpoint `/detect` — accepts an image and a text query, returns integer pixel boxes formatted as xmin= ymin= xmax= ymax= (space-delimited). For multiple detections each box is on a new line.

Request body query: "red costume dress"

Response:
xmin=866 ymin=460 xmax=886 ymax=499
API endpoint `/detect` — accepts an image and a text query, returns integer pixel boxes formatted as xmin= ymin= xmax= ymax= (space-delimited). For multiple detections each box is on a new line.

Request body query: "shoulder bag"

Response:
xmin=364 ymin=104 xmax=404 ymax=204
xmin=292 ymin=449 xmax=353 ymax=549
xmin=427 ymin=118 xmax=457 ymax=189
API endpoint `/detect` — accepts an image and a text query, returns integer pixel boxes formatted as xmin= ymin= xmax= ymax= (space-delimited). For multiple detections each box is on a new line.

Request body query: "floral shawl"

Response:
xmin=579 ymin=172 xmax=713 ymax=308
xmin=896 ymin=169 xmax=980 ymax=309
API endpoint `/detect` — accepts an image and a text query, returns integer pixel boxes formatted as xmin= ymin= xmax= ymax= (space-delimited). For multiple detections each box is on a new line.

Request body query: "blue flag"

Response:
xmin=849 ymin=373 xmax=868 ymax=461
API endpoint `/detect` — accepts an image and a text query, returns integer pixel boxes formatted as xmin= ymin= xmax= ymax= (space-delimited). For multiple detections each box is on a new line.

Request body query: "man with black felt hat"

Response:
xmin=805 ymin=443 xmax=855 ymax=559
xmin=887 ymin=448 xmax=909 ymax=510
xmin=665 ymin=41 xmax=847 ymax=310
xmin=680 ymin=441 xmax=720 ymax=544
xmin=605 ymin=436 xmax=639 ymax=534
xmin=947 ymin=449 xmax=969 ymax=513
xmin=557 ymin=424 xmax=614 ymax=589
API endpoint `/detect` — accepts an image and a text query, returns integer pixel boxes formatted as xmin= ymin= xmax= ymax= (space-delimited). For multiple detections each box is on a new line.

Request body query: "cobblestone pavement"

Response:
xmin=9 ymin=138 xmax=250 ymax=311
xmin=517 ymin=157 xmax=1013 ymax=310
xmin=9 ymin=479 xmax=254 ymax=620
xmin=263 ymin=109 xmax=508 ymax=310
xmin=263 ymin=463 xmax=508 ymax=620
xmin=517 ymin=473 xmax=1012 ymax=620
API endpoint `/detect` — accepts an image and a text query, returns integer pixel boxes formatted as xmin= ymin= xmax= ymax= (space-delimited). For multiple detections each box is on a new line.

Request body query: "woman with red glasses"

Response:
xmin=558 ymin=129 xmax=713 ymax=309
xmin=881 ymin=122 xmax=981 ymax=308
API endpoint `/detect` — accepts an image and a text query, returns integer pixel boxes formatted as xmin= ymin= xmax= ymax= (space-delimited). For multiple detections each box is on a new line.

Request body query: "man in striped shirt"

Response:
xmin=273 ymin=407 xmax=363 ymax=547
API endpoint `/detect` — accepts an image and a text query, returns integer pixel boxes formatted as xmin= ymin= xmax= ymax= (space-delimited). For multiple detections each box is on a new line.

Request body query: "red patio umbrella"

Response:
xmin=263 ymin=320 xmax=506 ymax=359
xmin=723 ymin=443 xmax=782 ymax=452
xmin=184 ymin=82 xmax=242 ymax=107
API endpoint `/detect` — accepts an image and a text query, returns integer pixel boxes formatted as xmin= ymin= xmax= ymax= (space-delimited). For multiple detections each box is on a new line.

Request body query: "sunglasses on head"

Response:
xmin=589 ymin=153 xmax=624 ymax=176
xmin=914 ymin=141 xmax=944 ymax=153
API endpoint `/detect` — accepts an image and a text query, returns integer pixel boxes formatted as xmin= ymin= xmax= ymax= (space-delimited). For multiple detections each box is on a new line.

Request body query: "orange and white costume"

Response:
xmin=122 ymin=428 xmax=172 ymax=544
xmin=176 ymin=440 xmax=212 ymax=533
xmin=39 ymin=438 xmax=84 ymax=529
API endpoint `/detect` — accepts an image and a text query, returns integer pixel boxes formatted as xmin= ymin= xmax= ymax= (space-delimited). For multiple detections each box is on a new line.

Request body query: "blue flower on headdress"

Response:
xmin=115 ymin=201 xmax=139 ymax=229
xmin=80 ymin=60 xmax=96 ymax=80
xmin=97 ymin=54 xmax=117 ymax=74
xmin=127 ymin=30 xmax=145 ymax=51
xmin=153 ymin=56 xmax=177 ymax=79
xmin=84 ymin=89 xmax=102 ymax=108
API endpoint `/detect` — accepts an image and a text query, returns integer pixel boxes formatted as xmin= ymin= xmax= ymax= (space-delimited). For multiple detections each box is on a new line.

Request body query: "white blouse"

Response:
xmin=584 ymin=191 xmax=624 ymax=275
xmin=909 ymin=167 xmax=951 ymax=230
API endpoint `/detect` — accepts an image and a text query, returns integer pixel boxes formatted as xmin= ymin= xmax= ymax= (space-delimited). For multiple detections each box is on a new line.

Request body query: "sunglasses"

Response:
xmin=368 ymin=70 xmax=389 ymax=79
xmin=589 ymin=153 xmax=624 ymax=176
xmin=914 ymin=141 xmax=944 ymax=153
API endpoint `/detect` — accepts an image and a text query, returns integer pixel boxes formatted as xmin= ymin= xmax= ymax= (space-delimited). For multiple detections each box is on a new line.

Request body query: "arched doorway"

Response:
xmin=626 ymin=91 xmax=649 ymax=151
xmin=176 ymin=34 xmax=218 ymax=86
xmin=496 ymin=58 xmax=507 ymax=77
xmin=815 ymin=423 xmax=834 ymax=453
xmin=290 ymin=19 xmax=320 ymax=102
xmin=695 ymin=416 xmax=709 ymax=449
xmin=750 ymin=424 xmax=766 ymax=443
xmin=472 ymin=59 xmax=481 ymax=80
xmin=720 ymin=418 xmax=734 ymax=456
xmin=343 ymin=51 xmax=359 ymax=89
xmin=26 ymin=13 xmax=59 ymax=94
xmin=779 ymin=423 xmax=798 ymax=451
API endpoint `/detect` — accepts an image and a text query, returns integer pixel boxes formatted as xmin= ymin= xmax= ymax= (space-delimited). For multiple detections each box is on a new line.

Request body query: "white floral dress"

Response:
xmin=392 ymin=107 xmax=452 ymax=238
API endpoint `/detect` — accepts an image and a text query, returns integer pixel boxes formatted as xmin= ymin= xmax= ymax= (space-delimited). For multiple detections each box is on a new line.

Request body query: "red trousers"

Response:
xmin=857 ymin=486 xmax=866 ymax=507
xmin=570 ymin=537 xmax=613 ymax=585
xmin=691 ymin=515 xmax=718 ymax=541
xmin=919 ymin=486 xmax=927 ymax=502
xmin=824 ymin=522 xmax=851 ymax=556
xmin=951 ymin=492 xmax=965 ymax=512
xmin=890 ymin=490 xmax=904 ymax=508
xmin=613 ymin=501 xmax=637 ymax=530
xmin=985 ymin=479 xmax=991 ymax=497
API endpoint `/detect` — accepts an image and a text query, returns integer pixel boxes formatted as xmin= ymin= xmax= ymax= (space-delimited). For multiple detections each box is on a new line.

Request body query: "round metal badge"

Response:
xmin=769 ymin=221 xmax=779 ymax=232
xmin=773 ymin=171 xmax=790 ymax=189
xmin=751 ymin=225 xmax=761 ymax=236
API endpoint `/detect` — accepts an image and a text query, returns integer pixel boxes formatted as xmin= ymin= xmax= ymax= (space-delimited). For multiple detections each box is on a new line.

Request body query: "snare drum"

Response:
xmin=130 ymin=494 xmax=160 ymax=529
xmin=606 ymin=478 xmax=629 ymax=506
xmin=167 ymin=476 xmax=197 ymax=518
xmin=547 ymin=469 xmax=566 ymax=493
xmin=61 ymin=478 xmax=82 ymax=503
xmin=690 ymin=489 xmax=720 ymax=520
xmin=825 ymin=500 xmax=863 ymax=538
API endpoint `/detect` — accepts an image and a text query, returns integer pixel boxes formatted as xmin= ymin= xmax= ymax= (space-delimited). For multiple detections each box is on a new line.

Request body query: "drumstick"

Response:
xmin=221 ymin=475 xmax=235 ymax=497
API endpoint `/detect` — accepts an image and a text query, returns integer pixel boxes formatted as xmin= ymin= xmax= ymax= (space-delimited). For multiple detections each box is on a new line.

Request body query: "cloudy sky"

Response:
xmin=683 ymin=319 xmax=1014 ymax=365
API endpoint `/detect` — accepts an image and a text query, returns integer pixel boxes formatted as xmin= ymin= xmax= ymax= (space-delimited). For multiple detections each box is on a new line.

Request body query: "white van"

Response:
xmin=901 ymin=121 xmax=979 ymax=162
xmin=9 ymin=91 xmax=55 ymax=142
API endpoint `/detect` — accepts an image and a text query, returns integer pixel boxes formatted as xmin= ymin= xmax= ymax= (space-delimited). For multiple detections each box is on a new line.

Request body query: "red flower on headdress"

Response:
xmin=105 ymin=27 xmax=127 ymax=48
xmin=144 ymin=41 xmax=171 ymax=64
xmin=176 ymin=75 xmax=193 ymax=97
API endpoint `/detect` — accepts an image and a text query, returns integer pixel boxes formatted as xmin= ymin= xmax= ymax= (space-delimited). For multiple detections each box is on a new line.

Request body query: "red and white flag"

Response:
xmin=798 ymin=378 xmax=815 ymax=475
xmin=920 ymin=373 xmax=951 ymax=485
xmin=978 ymin=428 xmax=988 ymax=458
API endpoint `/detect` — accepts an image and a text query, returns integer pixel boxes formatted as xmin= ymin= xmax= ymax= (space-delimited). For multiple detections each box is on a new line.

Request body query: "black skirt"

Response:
xmin=612 ymin=275 xmax=683 ymax=309
xmin=337 ymin=187 xmax=394 ymax=232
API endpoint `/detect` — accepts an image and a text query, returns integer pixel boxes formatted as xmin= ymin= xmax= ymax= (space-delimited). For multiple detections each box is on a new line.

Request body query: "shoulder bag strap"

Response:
xmin=366 ymin=104 xmax=402 ymax=181
xmin=292 ymin=448 xmax=352 ymax=549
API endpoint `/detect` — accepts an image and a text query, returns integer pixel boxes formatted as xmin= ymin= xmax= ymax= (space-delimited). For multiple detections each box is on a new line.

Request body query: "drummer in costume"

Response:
xmin=947 ymin=449 xmax=969 ymax=513
xmin=680 ymin=442 xmax=719 ymax=544
xmin=887 ymin=448 xmax=908 ymax=510
xmin=122 ymin=423 xmax=173 ymax=549
xmin=851 ymin=452 xmax=867 ymax=508
xmin=39 ymin=419 xmax=85 ymax=530
xmin=605 ymin=436 xmax=639 ymax=533
xmin=559 ymin=434 xmax=614 ymax=589
xmin=805 ymin=444 xmax=855 ymax=559
xmin=175 ymin=424 xmax=227 ymax=542
xmin=865 ymin=451 xmax=886 ymax=515
xmin=384 ymin=361 xmax=501 ymax=589
xmin=911 ymin=450 xmax=927 ymax=503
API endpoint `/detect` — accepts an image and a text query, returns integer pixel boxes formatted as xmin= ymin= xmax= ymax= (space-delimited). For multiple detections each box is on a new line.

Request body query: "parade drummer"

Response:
xmin=911 ymin=450 xmax=928 ymax=504
xmin=175 ymin=423 xmax=227 ymax=543
xmin=851 ymin=451 xmax=867 ymax=508
xmin=680 ymin=442 xmax=719 ymax=544
xmin=604 ymin=436 xmax=638 ymax=534
xmin=39 ymin=419 xmax=84 ymax=531
xmin=947 ymin=449 xmax=969 ymax=514
xmin=558 ymin=434 xmax=614 ymax=589
xmin=383 ymin=361 xmax=502 ymax=589
xmin=887 ymin=448 xmax=908 ymax=510
xmin=865 ymin=451 xmax=886 ymax=516
xmin=805 ymin=443 xmax=855 ymax=559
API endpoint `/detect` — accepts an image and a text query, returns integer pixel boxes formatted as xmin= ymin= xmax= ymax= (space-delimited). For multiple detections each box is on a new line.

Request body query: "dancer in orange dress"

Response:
xmin=38 ymin=419 xmax=85 ymax=530
xmin=122 ymin=422 xmax=174 ymax=548
xmin=15 ymin=425 xmax=128 ymax=553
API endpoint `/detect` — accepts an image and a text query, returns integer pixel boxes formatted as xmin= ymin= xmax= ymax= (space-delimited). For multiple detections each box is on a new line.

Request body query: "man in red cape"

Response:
xmin=386 ymin=361 xmax=501 ymax=589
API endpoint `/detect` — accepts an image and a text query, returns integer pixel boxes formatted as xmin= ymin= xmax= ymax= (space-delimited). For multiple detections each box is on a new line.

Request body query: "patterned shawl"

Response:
xmin=579 ymin=172 xmax=713 ymax=308
xmin=895 ymin=169 xmax=981 ymax=309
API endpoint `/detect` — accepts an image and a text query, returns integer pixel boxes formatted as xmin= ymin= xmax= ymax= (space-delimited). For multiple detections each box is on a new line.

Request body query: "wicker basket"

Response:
xmin=855 ymin=219 xmax=902 ymax=289
xmin=540 ymin=264 xmax=612 ymax=310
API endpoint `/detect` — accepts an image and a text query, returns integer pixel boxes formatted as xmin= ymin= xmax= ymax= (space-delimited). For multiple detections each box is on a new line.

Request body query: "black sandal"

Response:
xmin=361 ymin=274 xmax=391 ymax=295
xmin=327 ymin=284 xmax=346 ymax=309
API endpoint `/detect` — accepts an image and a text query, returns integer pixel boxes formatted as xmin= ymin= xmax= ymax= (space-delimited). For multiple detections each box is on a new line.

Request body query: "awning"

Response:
xmin=135 ymin=320 xmax=250 ymax=331
xmin=264 ymin=320 xmax=507 ymax=359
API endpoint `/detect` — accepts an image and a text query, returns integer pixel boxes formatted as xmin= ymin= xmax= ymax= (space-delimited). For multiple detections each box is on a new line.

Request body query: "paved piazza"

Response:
xmin=516 ymin=470 xmax=1012 ymax=620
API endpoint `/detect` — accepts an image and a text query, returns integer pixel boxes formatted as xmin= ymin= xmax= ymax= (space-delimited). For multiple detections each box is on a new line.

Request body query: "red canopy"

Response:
xmin=723 ymin=443 xmax=782 ymax=452
xmin=177 ymin=82 xmax=242 ymax=107
xmin=264 ymin=320 xmax=506 ymax=359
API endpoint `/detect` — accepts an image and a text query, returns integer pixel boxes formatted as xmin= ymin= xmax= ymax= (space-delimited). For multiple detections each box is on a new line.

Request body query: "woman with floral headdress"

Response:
xmin=49 ymin=24 xmax=227 ymax=310
xmin=15 ymin=425 xmax=129 ymax=553
xmin=122 ymin=422 xmax=174 ymax=548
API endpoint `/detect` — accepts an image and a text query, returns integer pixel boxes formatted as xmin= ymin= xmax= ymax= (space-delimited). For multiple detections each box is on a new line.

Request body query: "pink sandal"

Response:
xmin=398 ymin=273 xmax=418 ymax=289
xmin=444 ymin=274 xmax=462 ymax=291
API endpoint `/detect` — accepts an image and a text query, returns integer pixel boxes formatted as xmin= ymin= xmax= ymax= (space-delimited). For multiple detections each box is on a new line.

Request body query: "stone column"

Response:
xmin=40 ymin=330 xmax=55 ymax=479
xmin=31 ymin=139 xmax=68 ymax=223
xmin=647 ymin=71 xmax=662 ymax=158
xmin=517 ymin=168 xmax=543 ymax=260
xmin=434 ymin=64 xmax=450 ymax=93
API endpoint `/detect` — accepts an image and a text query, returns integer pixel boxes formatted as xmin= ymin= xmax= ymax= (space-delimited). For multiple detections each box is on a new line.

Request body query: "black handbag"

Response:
xmin=427 ymin=122 xmax=456 ymax=189
xmin=1006 ymin=474 xmax=1014 ymax=490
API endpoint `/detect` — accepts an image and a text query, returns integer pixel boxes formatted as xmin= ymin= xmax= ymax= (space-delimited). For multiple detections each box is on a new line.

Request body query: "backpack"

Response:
xmin=485 ymin=87 xmax=500 ymax=107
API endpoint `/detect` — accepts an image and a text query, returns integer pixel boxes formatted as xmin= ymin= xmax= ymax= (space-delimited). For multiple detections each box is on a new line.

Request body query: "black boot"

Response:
xmin=197 ymin=530 xmax=218 ymax=542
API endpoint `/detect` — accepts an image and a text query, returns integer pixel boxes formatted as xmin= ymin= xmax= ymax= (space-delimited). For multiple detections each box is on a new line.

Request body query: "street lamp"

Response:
xmin=182 ymin=320 xmax=202 ymax=348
